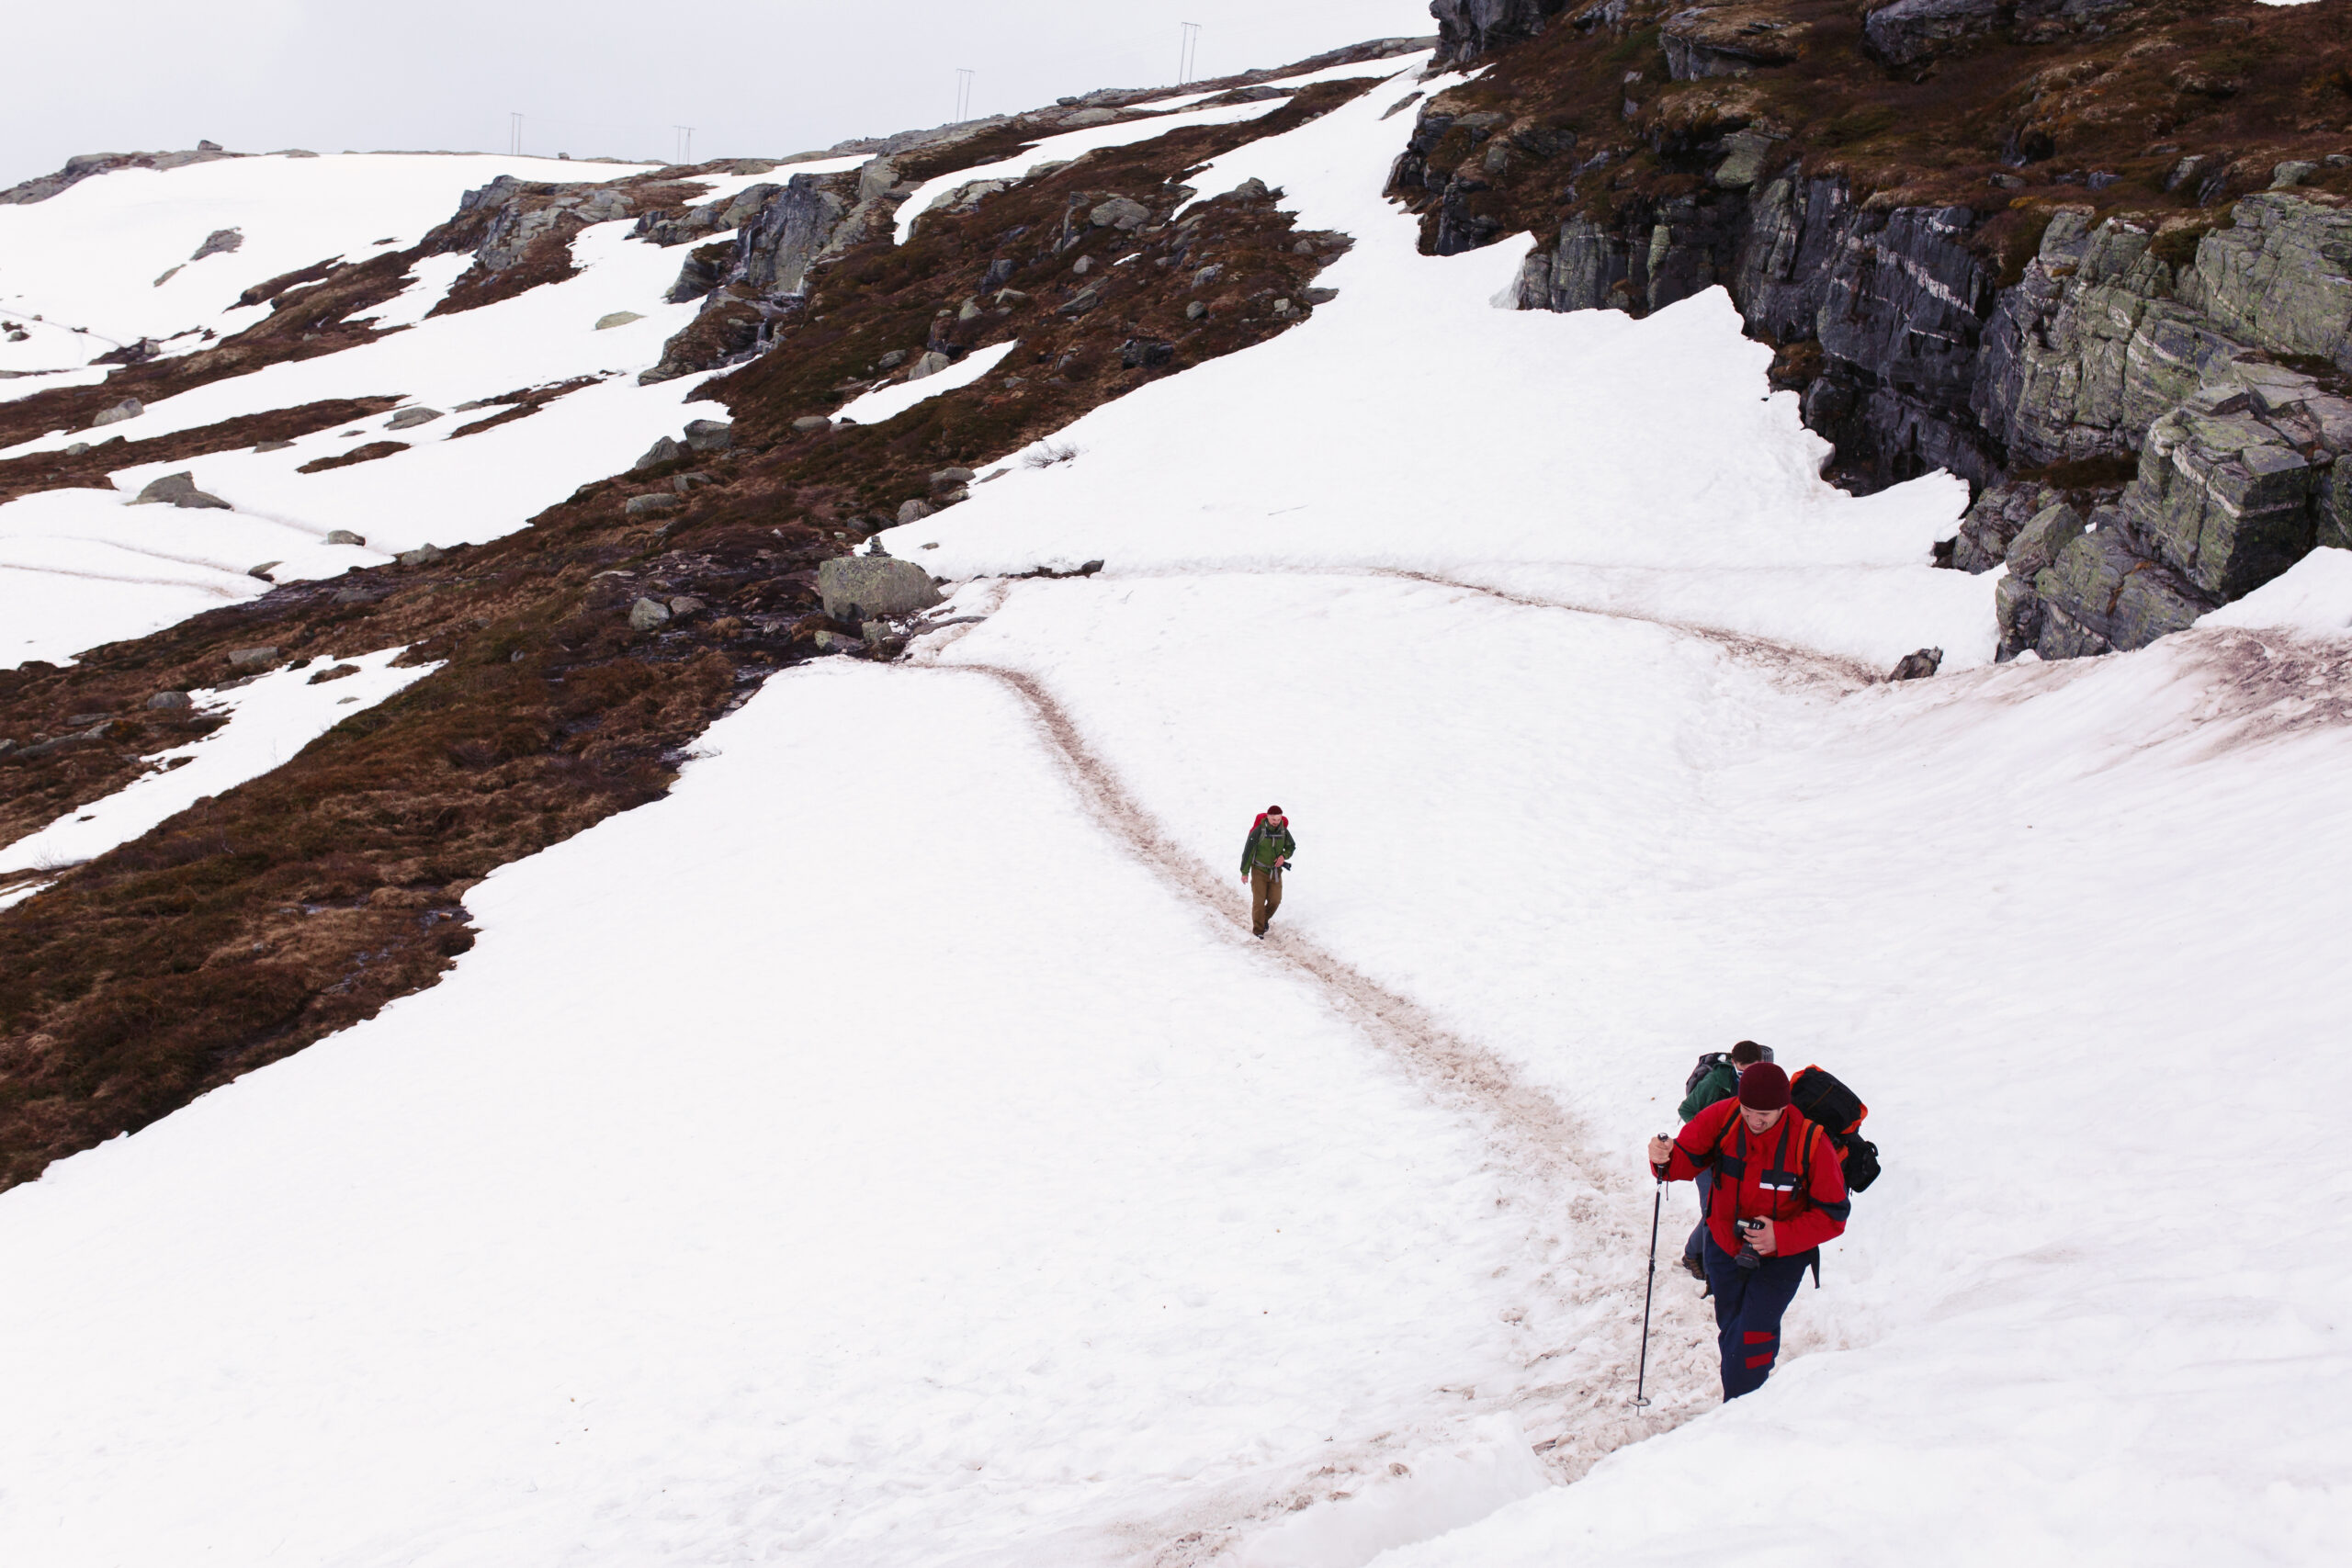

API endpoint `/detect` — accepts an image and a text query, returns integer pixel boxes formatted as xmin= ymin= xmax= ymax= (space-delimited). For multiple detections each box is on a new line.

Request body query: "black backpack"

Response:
xmin=1790 ymin=1065 xmax=1881 ymax=1193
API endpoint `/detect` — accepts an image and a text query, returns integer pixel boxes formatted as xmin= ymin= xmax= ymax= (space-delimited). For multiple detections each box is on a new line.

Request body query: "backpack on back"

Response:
xmin=1790 ymin=1065 xmax=1881 ymax=1193
xmin=1683 ymin=1052 xmax=1727 ymax=1095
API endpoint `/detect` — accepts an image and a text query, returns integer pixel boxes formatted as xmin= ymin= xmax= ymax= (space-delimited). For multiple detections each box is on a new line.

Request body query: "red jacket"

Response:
xmin=1655 ymin=1098 xmax=1849 ymax=1258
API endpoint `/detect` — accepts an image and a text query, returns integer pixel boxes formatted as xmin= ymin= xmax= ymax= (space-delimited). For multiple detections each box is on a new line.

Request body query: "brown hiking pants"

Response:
xmin=1250 ymin=866 xmax=1283 ymax=935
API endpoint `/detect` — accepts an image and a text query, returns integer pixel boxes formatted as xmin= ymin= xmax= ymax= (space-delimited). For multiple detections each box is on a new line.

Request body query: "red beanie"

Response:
xmin=1737 ymin=1062 xmax=1791 ymax=1110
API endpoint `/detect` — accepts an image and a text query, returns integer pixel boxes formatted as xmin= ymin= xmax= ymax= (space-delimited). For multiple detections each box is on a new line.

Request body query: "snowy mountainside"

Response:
xmin=2 ymin=17 xmax=2350 ymax=1568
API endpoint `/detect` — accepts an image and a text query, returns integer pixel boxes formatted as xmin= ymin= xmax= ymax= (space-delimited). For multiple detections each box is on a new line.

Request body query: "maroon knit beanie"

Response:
xmin=1737 ymin=1062 xmax=1792 ymax=1110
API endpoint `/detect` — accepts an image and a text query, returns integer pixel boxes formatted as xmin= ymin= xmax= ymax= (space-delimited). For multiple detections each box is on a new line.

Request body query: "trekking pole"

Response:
xmin=1632 ymin=1178 xmax=1662 ymax=1407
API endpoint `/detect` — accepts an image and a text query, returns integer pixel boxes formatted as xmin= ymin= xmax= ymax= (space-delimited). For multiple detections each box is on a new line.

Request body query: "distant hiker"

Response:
xmin=1238 ymin=805 xmax=1295 ymax=938
xmin=1647 ymin=1062 xmax=1849 ymax=1402
xmin=1674 ymin=1040 xmax=1772 ymax=1280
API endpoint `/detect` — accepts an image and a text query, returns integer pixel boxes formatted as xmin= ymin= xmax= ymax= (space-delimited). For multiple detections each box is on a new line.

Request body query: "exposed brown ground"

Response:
xmin=1395 ymin=0 xmax=2352 ymax=265
xmin=0 ymin=74 xmax=1383 ymax=1191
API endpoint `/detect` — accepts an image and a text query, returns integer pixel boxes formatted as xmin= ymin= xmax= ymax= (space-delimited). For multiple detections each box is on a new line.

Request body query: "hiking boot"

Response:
xmin=1678 ymin=1253 xmax=1706 ymax=1283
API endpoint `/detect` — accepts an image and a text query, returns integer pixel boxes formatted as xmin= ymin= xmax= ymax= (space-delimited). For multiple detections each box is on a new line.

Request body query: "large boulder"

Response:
xmin=130 ymin=471 xmax=231 ymax=509
xmin=817 ymin=556 xmax=943 ymax=621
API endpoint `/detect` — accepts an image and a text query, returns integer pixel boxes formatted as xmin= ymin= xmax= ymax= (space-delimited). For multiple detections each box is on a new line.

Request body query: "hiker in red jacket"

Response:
xmin=1646 ymin=1061 xmax=1849 ymax=1400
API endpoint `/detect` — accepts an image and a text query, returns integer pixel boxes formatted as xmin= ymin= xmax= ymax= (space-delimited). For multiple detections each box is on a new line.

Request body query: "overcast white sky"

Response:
xmin=2 ymin=1 xmax=1437 ymax=188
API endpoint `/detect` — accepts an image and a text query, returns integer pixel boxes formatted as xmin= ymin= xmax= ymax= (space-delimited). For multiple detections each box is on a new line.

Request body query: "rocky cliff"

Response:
xmin=1402 ymin=0 xmax=2352 ymax=658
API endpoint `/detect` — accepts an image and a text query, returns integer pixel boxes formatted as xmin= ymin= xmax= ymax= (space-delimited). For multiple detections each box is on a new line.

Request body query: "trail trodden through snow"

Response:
xmin=0 ymin=664 xmax=1679 ymax=1568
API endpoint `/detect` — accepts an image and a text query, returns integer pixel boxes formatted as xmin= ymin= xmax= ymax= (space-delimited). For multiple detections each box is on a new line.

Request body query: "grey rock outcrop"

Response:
xmin=191 ymin=227 xmax=243 ymax=260
xmin=90 ymin=398 xmax=143 ymax=428
xmin=1951 ymin=482 xmax=2056 ymax=573
xmin=1430 ymin=0 xmax=1575 ymax=67
xmin=0 ymin=145 xmax=243 ymax=206
xmin=683 ymin=418 xmax=732 ymax=452
xmin=385 ymin=407 xmax=442 ymax=430
xmin=634 ymin=435 xmax=684 ymax=470
xmin=817 ymin=556 xmax=944 ymax=620
xmin=131 ymin=471 xmax=231 ymax=509
xmin=628 ymin=596 xmax=673 ymax=631
xmin=226 ymin=646 xmax=280 ymax=671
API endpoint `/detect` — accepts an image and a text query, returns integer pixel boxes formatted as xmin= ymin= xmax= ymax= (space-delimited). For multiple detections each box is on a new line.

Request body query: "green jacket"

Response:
xmin=1240 ymin=819 xmax=1295 ymax=875
xmin=1679 ymin=1056 xmax=1739 ymax=1122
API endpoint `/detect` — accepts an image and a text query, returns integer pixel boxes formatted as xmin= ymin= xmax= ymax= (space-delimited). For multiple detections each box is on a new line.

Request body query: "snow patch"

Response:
xmin=0 ymin=647 xmax=437 ymax=874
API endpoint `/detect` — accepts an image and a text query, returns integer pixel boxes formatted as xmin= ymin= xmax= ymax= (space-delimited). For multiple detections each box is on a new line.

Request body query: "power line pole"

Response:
xmin=955 ymin=68 xmax=976 ymax=123
xmin=509 ymin=111 xmax=523 ymax=156
xmin=673 ymin=125 xmax=695 ymax=164
xmin=1178 ymin=22 xmax=1201 ymax=85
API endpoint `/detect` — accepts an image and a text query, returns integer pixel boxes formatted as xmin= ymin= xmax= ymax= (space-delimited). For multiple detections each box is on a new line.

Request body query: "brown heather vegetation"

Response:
xmin=0 ymin=73 xmax=1381 ymax=1190
xmin=1396 ymin=0 xmax=2352 ymax=264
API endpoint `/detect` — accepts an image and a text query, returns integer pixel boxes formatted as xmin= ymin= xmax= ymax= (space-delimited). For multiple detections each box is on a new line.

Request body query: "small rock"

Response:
xmin=812 ymin=629 xmax=866 ymax=654
xmin=1091 ymin=196 xmax=1148 ymax=231
xmin=683 ymin=418 xmax=732 ymax=452
xmin=983 ymin=258 xmax=1015 ymax=288
xmin=1192 ymin=265 xmax=1223 ymax=289
xmin=899 ymin=498 xmax=936 ymax=524
xmin=131 ymin=471 xmax=232 ymax=509
xmin=1272 ymin=298 xmax=1299 ymax=320
xmin=1119 ymin=338 xmax=1173 ymax=370
xmin=1058 ymin=288 xmax=1102 ymax=317
xmin=248 ymin=560 xmax=280 ymax=581
xmin=66 ymin=712 xmax=111 ymax=728
xmin=1071 ymin=254 xmax=1093 ymax=276
xmin=385 ymin=407 xmax=442 ymax=431
xmin=1887 ymin=647 xmax=1944 ymax=682
xmin=594 ymin=310 xmax=646 ymax=330
xmin=1223 ymin=177 xmax=1270 ymax=202
xmin=90 ymin=398 xmax=143 ymax=428
xmin=672 ymin=471 xmax=718 ymax=492
xmin=191 ymin=227 xmax=243 ymax=261
xmin=876 ymin=349 xmax=909 ymax=370
xmin=929 ymin=466 xmax=976 ymax=490
xmin=905 ymin=350 xmax=953 ymax=381
xmin=253 ymin=438 xmax=294 ymax=452
xmin=62 ymin=442 xmax=91 ymax=456
xmin=332 ymin=588 xmax=381 ymax=606
xmin=668 ymin=596 xmax=706 ymax=616
xmin=153 ymin=265 xmax=183 ymax=288
xmin=957 ymin=299 xmax=983 ymax=321
xmin=324 ymin=529 xmax=367 ymax=546
xmin=226 ymin=645 xmax=280 ymax=671
xmin=634 ymin=435 xmax=684 ymax=469
xmin=1061 ymin=107 xmax=1120 ymax=128
xmin=1303 ymin=288 xmax=1338 ymax=305
xmin=2271 ymin=161 xmax=2318 ymax=189
xmin=995 ymin=288 xmax=1032 ymax=306
xmin=791 ymin=415 xmax=833 ymax=434
xmin=147 ymin=690 xmax=193 ymax=711
xmin=1185 ymin=300 xmax=1207 ymax=321
xmin=624 ymin=493 xmax=683 ymax=517
xmin=628 ymin=596 xmax=673 ymax=631
xmin=397 ymin=544 xmax=446 ymax=567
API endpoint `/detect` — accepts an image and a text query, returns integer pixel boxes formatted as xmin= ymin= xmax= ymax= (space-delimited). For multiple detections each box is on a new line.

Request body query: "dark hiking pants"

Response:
xmin=1702 ymin=1233 xmax=1810 ymax=1400
xmin=1250 ymin=866 xmax=1283 ymax=934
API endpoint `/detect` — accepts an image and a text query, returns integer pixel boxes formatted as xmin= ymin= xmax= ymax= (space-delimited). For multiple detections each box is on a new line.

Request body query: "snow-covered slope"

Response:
xmin=2 ymin=34 xmax=2348 ymax=1568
